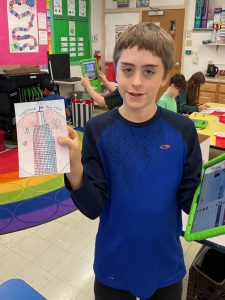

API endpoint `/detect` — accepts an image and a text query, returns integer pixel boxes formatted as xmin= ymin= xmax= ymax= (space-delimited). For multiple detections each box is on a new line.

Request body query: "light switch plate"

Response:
xmin=186 ymin=39 xmax=192 ymax=46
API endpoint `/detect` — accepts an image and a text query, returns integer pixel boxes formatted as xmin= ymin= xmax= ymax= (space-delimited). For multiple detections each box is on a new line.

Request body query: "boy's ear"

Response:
xmin=160 ymin=73 xmax=170 ymax=87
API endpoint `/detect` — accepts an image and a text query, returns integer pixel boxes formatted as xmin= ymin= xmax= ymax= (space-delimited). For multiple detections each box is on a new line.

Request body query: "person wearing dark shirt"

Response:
xmin=104 ymin=87 xmax=123 ymax=110
xmin=41 ymin=79 xmax=71 ymax=117
xmin=58 ymin=23 xmax=202 ymax=300
xmin=176 ymin=72 xmax=210 ymax=114
xmin=81 ymin=70 xmax=123 ymax=110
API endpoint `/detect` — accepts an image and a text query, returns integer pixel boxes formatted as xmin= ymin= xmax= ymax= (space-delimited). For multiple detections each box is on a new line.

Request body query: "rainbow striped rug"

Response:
xmin=0 ymin=130 xmax=84 ymax=234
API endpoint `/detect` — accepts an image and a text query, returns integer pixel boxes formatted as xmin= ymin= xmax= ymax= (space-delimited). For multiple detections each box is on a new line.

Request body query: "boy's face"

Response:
xmin=116 ymin=46 xmax=168 ymax=113
xmin=42 ymin=88 xmax=48 ymax=96
xmin=171 ymin=84 xmax=183 ymax=97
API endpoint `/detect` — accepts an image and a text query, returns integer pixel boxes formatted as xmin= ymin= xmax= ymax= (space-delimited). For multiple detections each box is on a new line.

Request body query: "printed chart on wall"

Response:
xmin=105 ymin=13 xmax=140 ymax=61
xmin=0 ymin=0 xmax=48 ymax=65
xmin=14 ymin=100 xmax=70 ymax=178
xmin=51 ymin=0 xmax=91 ymax=62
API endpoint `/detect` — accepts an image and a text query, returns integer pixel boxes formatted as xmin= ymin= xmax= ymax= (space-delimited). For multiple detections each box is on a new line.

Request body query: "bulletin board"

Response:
xmin=0 ymin=0 xmax=48 ymax=65
xmin=51 ymin=0 xmax=91 ymax=63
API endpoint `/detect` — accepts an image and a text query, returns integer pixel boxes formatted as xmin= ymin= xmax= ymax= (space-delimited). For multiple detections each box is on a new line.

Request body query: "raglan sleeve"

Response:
xmin=177 ymin=122 xmax=202 ymax=214
xmin=65 ymin=123 xmax=108 ymax=219
xmin=157 ymin=97 xmax=166 ymax=109
xmin=104 ymin=88 xmax=123 ymax=110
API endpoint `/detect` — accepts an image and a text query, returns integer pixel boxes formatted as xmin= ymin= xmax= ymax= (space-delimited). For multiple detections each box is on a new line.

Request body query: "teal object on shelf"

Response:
xmin=194 ymin=0 xmax=203 ymax=28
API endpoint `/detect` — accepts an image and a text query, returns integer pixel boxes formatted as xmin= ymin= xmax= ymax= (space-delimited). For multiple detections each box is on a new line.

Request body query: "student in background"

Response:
xmin=81 ymin=70 xmax=123 ymax=109
xmin=58 ymin=23 xmax=202 ymax=300
xmin=176 ymin=71 xmax=210 ymax=114
xmin=157 ymin=73 xmax=186 ymax=112
xmin=41 ymin=79 xmax=71 ymax=118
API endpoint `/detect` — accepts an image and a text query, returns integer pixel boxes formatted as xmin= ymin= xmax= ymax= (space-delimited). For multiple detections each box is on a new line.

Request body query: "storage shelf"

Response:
xmin=193 ymin=28 xmax=214 ymax=32
xmin=204 ymin=43 xmax=225 ymax=51
xmin=207 ymin=43 xmax=225 ymax=46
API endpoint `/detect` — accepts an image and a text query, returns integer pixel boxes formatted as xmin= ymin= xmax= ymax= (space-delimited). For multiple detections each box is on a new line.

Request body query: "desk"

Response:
xmin=54 ymin=78 xmax=81 ymax=99
xmin=190 ymin=102 xmax=225 ymax=149
xmin=54 ymin=78 xmax=81 ymax=85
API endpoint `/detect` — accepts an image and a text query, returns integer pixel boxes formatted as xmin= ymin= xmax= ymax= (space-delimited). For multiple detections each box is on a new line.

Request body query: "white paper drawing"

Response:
xmin=15 ymin=100 xmax=70 ymax=177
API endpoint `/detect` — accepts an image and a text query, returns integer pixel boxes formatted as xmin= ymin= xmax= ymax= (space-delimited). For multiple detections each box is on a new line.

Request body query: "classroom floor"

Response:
xmin=0 ymin=210 xmax=202 ymax=300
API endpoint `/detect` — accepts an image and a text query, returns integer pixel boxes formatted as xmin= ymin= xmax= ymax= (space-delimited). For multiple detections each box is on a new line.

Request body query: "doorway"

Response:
xmin=142 ymin=9 xmax=185 ymax=101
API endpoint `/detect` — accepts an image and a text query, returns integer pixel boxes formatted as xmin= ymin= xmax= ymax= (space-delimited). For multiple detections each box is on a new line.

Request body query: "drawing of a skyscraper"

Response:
xmin=33 ymin=106 xmax=57 ymax=175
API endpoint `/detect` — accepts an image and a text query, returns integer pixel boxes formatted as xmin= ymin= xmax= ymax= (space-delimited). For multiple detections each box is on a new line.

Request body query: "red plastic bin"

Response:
xmin=218 ymin=115 xmax=225 ymax=124
xmin=216 ymin=136 xmax=225 ymax=148
xmin=105 ymin=61 xmax=115 ymax=82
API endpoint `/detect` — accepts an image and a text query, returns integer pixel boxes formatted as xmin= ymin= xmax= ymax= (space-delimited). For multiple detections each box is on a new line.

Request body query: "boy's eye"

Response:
xmin=122 ymin=68 xmax=133 ymax=74
xmin=144 ymin=69 xmax=154 ymax=76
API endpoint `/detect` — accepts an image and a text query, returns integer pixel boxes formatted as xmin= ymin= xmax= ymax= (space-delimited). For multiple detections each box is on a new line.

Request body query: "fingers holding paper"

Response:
xmin=58 ymin=126 xmax=83 ymax=189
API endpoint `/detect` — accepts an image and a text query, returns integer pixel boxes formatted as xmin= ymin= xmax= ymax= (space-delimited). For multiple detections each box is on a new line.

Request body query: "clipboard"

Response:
xmin=185 ymin=153 xmax=225 ymax=241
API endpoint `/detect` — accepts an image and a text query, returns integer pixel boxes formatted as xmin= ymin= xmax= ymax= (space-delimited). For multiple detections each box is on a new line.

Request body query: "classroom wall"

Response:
xmin=70 ymin=0 xmax=225 ymax=84
xmin=183 ymin=0 xmax=225 ymax=79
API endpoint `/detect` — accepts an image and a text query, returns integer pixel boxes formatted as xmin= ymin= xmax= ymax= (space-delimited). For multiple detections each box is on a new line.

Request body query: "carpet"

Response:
xmin=0 ymin=130 xmax=83 ymax=234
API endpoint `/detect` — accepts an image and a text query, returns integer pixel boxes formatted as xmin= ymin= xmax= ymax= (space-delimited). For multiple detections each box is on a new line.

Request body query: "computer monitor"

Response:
xmin=48 ymin=54 xmax=70 ymax=80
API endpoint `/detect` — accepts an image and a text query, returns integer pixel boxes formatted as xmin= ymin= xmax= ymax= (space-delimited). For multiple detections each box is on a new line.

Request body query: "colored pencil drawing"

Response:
xmin=15 ymin=100 xmax=70 ymax=177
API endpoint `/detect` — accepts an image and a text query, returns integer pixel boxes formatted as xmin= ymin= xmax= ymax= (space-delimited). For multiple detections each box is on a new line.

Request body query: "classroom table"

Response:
xmin=54 ymin=78 xmax=81 ymax=99
xmin=189 ymin=102 xmax=225 ymax=150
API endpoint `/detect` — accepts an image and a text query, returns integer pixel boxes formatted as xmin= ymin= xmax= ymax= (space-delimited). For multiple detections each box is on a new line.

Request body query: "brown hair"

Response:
xmin=113 ymin=22 xmax=176 ymax=76
xmin=187 ymin=72 xmax=205 ymax=105
xmin=169 ymin=73 xmax=186 ymax=94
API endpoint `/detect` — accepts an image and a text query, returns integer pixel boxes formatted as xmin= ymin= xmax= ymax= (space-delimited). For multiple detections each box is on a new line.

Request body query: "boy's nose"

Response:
xmin=131 ymin=72 xmax=142 ymax=87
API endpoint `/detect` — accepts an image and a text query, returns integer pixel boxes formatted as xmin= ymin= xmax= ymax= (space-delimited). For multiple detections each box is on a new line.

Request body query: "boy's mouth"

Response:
xmin=128 ymin=92 xmax=144 ymax=97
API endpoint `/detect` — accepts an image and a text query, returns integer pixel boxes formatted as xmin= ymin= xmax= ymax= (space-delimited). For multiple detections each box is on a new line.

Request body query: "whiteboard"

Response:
xmin=105 ymin=13 xmax=140 ymax=61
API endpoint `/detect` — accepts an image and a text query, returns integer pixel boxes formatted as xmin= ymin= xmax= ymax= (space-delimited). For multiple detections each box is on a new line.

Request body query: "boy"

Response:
xmin=81 ymin=70 xmax=123 ymax=109
xmin=158 ymin=73 xmax=186 ymax=112
xmin=58 ymin=23 xmax=202 ymax=300
xmin=41 ymin=79 xmax=71 ymax=118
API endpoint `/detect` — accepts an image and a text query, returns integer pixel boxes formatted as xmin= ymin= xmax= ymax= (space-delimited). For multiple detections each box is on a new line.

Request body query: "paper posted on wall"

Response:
xmin=14 ymin=99 xmax=70 ymax=178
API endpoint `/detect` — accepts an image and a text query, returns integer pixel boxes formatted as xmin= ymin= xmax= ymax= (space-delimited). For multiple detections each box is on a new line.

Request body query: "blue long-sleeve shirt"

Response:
xmin=65 ymin=107 xmax=202 ymax=299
